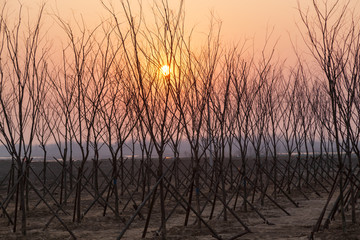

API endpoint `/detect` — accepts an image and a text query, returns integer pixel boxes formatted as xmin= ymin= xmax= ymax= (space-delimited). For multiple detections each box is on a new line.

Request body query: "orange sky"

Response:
xmin=2 ymin=0 xmax=359 ymax=67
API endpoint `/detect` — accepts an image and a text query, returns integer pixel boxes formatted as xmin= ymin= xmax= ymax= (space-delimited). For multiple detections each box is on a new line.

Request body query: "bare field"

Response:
xmin=0 ymin=159 xmax=359 ymax=239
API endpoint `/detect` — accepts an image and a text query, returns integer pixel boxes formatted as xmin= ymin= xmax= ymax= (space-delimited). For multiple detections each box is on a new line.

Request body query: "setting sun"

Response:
xmin=160 ymin=65 xmax=170 ymax=77
xmin=1 ymin=1 xmax=359 ymax=239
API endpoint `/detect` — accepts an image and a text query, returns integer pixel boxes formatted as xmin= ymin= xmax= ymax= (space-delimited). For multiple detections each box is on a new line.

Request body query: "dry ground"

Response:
xmin=0 ymin=160 xmax=359 ymax=239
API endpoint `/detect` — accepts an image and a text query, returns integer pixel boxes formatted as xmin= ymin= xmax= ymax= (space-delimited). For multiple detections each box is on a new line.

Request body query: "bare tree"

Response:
xmin=0 ymin=4 xmax=48 ymax=235
xmin=55 ymin=16 xmax=110 ymax=222
xmin=35 ymin=96 xmax=52 ymax=197
xmin=104 ymin=0 xmax=188 ymax=237
xmin=100 ymin=63 xmax=136 ymax=216
xmin=299 ymin=0 xmax=360 ymax=230
xmin=45 ymin=50 xmax=79 ymax=204
xmin=173 ymin=21 xmax=221 ymax=228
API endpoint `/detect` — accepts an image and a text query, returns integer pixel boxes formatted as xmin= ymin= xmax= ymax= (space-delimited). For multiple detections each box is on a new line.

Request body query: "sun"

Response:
xmin=160 ymin=65 xmax=170 ymax=77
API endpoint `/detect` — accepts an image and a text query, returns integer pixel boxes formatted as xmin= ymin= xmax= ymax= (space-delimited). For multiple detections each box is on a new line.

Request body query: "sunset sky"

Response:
xmin=2 ymin=0 xmax=359 ymax=67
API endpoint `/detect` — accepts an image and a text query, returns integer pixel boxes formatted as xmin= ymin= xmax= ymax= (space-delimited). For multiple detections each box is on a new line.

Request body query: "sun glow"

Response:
xmin=160 ymin=65 xmax=170 ymax=77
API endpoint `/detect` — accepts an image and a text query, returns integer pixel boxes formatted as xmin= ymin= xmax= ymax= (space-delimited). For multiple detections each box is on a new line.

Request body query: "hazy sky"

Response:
xmin=2 ymin=0 xmax=358 ymax=66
